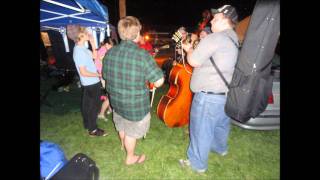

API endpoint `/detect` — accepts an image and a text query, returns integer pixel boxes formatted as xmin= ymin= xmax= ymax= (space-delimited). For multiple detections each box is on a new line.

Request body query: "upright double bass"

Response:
xmin=157 ymin=63 xmax=193 ymax=127
xmin=157 ymin=28 xmax=196 ymax=127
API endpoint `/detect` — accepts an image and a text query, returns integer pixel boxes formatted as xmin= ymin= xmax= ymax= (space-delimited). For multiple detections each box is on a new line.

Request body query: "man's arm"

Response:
xmin=182 ymin=43 xmax=201 ymax=68
xmin=79 ymin=66 xmax=101 ymax=78
xmin=144 ymin=55 xmax=164 ymax=88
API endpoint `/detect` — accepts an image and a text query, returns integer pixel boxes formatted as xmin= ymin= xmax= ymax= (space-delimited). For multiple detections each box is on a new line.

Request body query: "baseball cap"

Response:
xmin=211 ymin=5 xmax=238 ymax=24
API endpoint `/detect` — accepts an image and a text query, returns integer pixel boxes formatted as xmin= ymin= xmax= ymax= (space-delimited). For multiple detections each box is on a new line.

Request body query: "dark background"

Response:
xmin=102 ymin=0 xmax=257 ymax=32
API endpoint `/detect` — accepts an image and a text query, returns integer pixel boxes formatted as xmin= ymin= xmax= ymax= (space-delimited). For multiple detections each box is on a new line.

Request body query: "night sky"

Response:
xmin=102 ymin=0 xmax=257 ymax=32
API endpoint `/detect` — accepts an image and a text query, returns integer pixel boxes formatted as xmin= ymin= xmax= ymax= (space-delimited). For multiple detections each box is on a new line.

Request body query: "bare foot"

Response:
xmin=125 ymin=154 xmax=146 ymax=165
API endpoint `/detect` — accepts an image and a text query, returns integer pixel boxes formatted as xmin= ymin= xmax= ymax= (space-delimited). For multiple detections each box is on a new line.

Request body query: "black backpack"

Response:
xmin=51 ymin=153 xmax=99 ymax=180
xmin=211 ymin=0 xmax=280 ymax=122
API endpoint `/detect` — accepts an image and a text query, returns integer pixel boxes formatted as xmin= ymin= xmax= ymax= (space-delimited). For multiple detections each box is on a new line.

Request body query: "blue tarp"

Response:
xmin=40 ymin=0 xmax=110 ymax=52
xmin=40 ymin=0 xmax=109 ymax=29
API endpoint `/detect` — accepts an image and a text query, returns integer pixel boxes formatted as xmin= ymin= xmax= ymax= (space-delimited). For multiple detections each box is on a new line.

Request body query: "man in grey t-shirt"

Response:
xmin=179 ymin=5 xmax=239 ymax=173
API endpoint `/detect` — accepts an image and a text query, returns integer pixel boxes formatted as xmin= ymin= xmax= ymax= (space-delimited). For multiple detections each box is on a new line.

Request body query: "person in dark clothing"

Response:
xmin=47 ymin=30 xmax=77 ymax=92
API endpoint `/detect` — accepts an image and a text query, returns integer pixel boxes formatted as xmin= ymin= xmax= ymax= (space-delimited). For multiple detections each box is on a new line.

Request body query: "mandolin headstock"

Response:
xmin=172 ymin=30 xmax=183 ymax=44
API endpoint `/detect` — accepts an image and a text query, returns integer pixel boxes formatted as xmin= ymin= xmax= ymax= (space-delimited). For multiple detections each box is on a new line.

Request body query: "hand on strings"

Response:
xmin=191 ymin=33 xmax=198 ymax=42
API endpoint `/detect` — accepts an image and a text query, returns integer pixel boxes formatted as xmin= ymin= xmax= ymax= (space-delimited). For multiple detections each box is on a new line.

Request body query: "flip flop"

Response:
xmin=135 ymin=155 xmax=145 ymax=164
xmin=126 ymin=155 xmax=146 ymax=165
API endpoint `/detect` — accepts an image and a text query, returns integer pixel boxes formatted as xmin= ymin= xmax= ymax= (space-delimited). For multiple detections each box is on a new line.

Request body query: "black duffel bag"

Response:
xmin=225 ymin=68 xmax=274 ymax=122
xmin=51 ymin=153 xmax=99 ymax=180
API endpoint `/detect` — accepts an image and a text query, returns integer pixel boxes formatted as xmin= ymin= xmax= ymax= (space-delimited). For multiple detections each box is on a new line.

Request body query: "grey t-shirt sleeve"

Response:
xmin=190 ymin=34 xmax=221 ymax=65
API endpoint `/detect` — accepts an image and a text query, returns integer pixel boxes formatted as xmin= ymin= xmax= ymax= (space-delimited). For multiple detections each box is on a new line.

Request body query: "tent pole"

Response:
xmin=99 ymin=28 xmax=105 ymax=44
xmin=92 ymin=27 xmax=98 ymax=48
xmin=74 ymin=1 xmax=85 ymax=12
xmin=106 ymin=24 xmax=110 ymax=37
xmin=59 ymin=27 xmax=69 ymax=52
xmin=43 ymin=0 xmax=85 ymax=13
xmin=41 ymin=26 xmax=60 ymax=31
xmin=40 ymin=9 xmax=106 ymax=24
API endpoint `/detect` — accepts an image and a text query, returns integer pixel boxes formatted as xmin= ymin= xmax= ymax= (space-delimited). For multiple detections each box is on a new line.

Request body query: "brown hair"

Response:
xmin=117 ymin=16 xmax=142 ymax=41
xmin=99 ymin=37 xmax=116 ymax=47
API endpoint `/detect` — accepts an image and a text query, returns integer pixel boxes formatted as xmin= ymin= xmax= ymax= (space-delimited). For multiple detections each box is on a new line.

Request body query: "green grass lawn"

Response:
xmin=40 ymin=78 xmax=279 ymax=179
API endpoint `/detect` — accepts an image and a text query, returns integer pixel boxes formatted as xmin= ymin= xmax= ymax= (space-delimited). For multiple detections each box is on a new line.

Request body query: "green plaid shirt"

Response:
xmin=102 ymin=40 xmax=163 ymax=121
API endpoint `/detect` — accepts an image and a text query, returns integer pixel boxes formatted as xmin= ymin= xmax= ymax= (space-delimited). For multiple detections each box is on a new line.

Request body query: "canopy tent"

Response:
xmin=40 ymin=0 xmax=110 ymax=52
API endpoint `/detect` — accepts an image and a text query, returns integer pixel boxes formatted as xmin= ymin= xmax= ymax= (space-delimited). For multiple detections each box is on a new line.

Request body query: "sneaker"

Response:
xmin=97 ymin=128 xmax=106 ymax=133
xmin=179 ymin=159 xmax=191 ymax=167
xmin=107 ymin=109 xmax=112 ymax=114
xmin=179 ymin=159 xmax=206 ymax=173
xmin=89 ymin=129 xmax=108 ymax=137
xmin=196 ymin=169 xmax=206 ymax=173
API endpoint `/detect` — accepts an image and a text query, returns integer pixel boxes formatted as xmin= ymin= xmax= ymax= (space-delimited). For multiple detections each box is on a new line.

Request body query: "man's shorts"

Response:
xmin=113 ymin=111 xmax=151 ymax=139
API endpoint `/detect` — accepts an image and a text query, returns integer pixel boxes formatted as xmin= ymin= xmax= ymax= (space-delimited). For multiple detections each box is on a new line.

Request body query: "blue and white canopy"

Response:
xmin=40 ymin=0 xmax=110 ymax=52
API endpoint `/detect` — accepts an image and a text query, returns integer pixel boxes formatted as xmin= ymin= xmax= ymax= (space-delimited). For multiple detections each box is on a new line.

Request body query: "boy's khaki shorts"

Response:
xmin=113 ymin=111 xmax=151 ymax=139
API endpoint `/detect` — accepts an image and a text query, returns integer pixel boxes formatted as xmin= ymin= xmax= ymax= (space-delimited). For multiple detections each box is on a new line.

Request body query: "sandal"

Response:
xmin=126 ymin=155 xmax=146 ymax=165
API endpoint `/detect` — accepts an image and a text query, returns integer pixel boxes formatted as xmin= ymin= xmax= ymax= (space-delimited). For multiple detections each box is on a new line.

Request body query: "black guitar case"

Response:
xmin=225 ymin=0 xmax=280 ymax=122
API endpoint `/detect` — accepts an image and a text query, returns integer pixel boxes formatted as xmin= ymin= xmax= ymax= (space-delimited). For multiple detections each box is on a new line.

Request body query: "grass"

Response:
xmin=40 ymin=77 xmax=279 ymax=180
